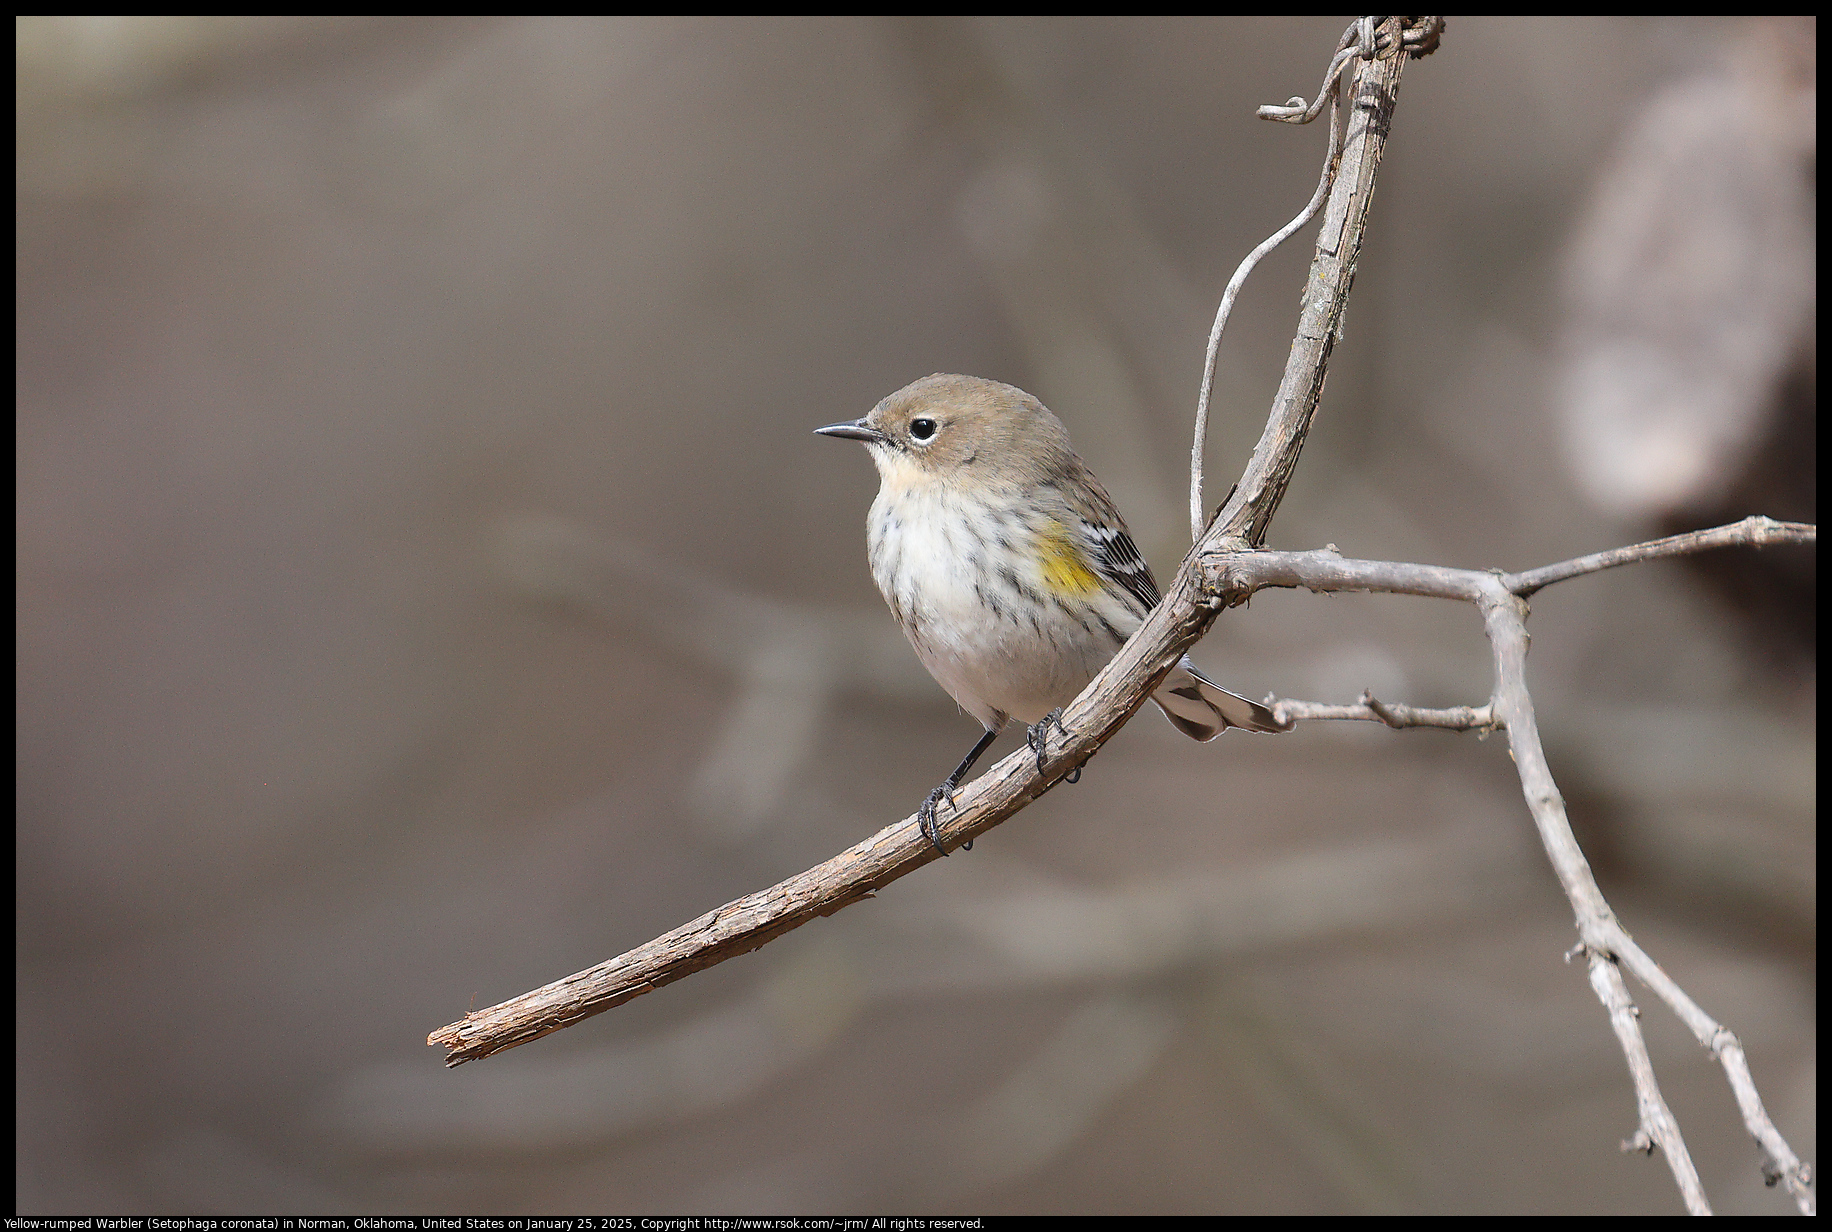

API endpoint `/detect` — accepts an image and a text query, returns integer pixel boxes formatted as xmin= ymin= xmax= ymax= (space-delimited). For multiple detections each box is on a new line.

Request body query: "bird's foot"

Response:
xmin=1026 ymin=709 xmax=1081 ymax=783
xmin=917 ymin=781 xmax=969 ymax=855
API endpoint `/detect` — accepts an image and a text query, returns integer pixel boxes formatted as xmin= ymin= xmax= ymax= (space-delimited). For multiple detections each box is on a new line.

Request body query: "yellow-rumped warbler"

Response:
xmin=817 ymin=373 xmax=1284 ymax=854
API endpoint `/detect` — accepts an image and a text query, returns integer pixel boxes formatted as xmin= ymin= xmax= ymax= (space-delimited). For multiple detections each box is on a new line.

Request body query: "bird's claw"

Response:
xmin=917 ymin=781 xmax=968 ymax=855
xmin=1026 ymin=708 xmax=1080 ymax=782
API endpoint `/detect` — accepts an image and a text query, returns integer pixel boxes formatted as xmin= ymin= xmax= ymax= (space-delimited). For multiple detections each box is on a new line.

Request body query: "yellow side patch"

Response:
xmin=1037 ymin=523 xmax=1103 ymax=597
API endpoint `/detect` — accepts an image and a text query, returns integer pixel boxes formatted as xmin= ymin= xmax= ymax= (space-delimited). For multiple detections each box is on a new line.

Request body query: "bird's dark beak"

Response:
xmin=814 ymin=418 xmax=886 ymax=444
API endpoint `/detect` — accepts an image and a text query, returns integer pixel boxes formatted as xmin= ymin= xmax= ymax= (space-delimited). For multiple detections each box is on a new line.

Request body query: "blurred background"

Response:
xmin=15 ymin=15 xmax=1814 ymax=1215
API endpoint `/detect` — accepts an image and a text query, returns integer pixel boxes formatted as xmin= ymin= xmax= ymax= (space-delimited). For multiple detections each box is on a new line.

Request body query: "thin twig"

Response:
xmin=1268 ymin=514 xmax=1817 ymax=733
xmin=1585 ymin=952 xmax=1710 ymax=1213
xmin=1503 ymin=515 xmax=1815 ymax=596
xmin=1203 ymin=20 xmax=1409 ymax=553
xmin=1473 ymin=577 xmax=1712 ymax=1210
xmin=1593 ymin=926 xmax=1817 ymax=1214
xmin=1190 ymin=20 xmax=1360 ymax=542
xmin=1271 ymin=693 xmax=1497 ymax=732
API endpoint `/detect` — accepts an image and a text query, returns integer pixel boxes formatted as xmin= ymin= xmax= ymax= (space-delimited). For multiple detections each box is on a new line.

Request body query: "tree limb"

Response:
xmin=427 ymin=16 xmax=1814 ymax=1217
xmin=430 ymin=19 xmax=1419 ymax=1068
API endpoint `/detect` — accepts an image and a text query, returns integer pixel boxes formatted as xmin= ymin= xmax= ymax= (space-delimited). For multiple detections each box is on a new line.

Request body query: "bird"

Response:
xmin=816 ymin=373 xmax=1284 ymax=854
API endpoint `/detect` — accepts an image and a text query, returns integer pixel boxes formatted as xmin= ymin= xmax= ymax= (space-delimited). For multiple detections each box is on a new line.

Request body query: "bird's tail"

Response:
xmin=1151 ymin=657 xmax=1288 ymax=741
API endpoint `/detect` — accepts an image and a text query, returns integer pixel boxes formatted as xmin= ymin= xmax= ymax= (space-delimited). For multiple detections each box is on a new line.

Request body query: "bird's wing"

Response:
xmin=1081 ymin=518 xmax=1162 ymax=617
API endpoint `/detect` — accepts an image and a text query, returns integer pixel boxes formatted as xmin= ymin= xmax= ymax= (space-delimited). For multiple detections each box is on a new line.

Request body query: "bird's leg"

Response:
xmin=917 ymin=727 xmax=999 ymax=856
xmin=1026 ymin=708 xmax=1081 ymax=783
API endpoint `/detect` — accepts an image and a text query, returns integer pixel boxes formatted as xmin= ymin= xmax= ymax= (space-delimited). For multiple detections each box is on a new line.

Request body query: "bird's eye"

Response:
xmin=909 ymin=417 xmax=937 ymax=442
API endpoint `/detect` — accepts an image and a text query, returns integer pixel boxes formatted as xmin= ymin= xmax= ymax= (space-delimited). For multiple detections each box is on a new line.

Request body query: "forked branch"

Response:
xmin=428 ymin=17 xmax=1813 ymax=1217
xmin=431 ymin=14 xmax=1420 ymax=1071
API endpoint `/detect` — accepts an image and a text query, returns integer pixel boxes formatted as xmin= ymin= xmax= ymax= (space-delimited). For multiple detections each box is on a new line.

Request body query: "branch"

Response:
xmin=428 ymin=19 xmax=1814 ymax=1218
xmin=1272 ymin=691 xmax=1497 ymax=732
xmin=1266 ymin=517 xmax=1816 ymax=732
xmin=1587 ymin=954 xmax=1708 ymax=1213
xmin=1189 ymin=21 xmax=1355 ymax=541
xmin=1503 ymin=515 xmax=1815 ymax=596
xmin=1189 ymin=15 xmax=1443 ymax=541
xmin=1198 ymin=536 xmax=1818 ymax=1215
xmin=1205 ymin=20 xmax=1412 ymax=553
xmin=431 ymin=17 xmax=1421 ymax=1068
xmin=424 ymin=531 xmax=1239 ymax=1065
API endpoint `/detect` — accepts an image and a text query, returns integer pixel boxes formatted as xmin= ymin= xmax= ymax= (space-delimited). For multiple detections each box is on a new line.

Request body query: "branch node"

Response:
xmin=1623 ymin=1130 xmax=1659 ymax=1157
xmin=1359 ymin=690 xmax=1402 ymax=728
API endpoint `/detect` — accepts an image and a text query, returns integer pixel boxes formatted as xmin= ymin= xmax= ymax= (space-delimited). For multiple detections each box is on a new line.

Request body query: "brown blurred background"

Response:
xmin=15 ymin=16 xmax=1814 ymax=1215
